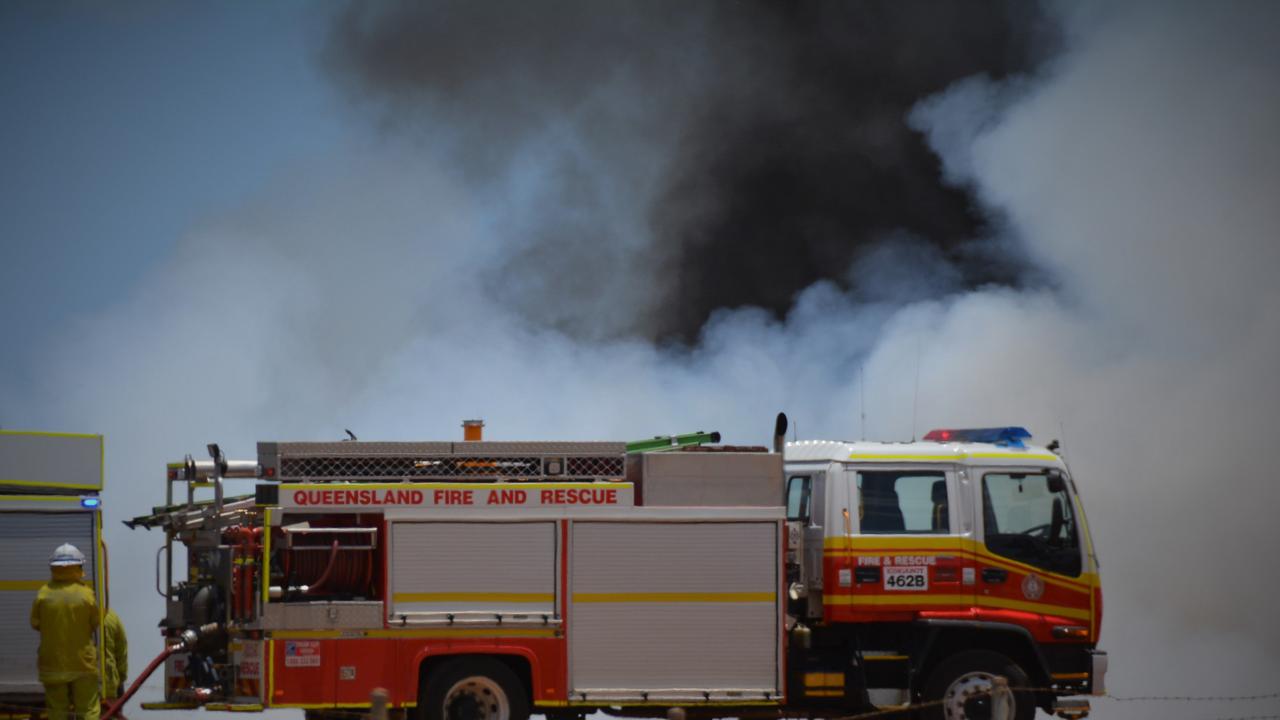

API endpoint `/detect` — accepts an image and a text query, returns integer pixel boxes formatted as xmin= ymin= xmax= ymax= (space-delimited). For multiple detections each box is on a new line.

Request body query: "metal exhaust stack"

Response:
xmin=773 ymin=412 xmax=788 ymax=454
xmin=462 ymin=419 xmax=484 ymax=442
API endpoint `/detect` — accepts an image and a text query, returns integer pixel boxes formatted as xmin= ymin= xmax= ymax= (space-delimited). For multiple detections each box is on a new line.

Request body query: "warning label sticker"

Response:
xmin=284 ymin=640 xmax=321 ymax=667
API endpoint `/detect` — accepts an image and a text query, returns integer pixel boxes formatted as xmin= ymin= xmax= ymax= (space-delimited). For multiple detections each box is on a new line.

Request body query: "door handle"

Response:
xmin=982 ymin=567 xmax=1008 ymax=584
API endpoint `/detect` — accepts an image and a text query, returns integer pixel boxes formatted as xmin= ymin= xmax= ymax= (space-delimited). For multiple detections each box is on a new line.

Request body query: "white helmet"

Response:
xmin=49 ymin=544 xmax=85 ymax=567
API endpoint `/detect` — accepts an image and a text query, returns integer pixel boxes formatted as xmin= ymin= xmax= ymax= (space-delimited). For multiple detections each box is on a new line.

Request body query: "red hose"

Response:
xmin=102 ymin=643 xmax=178 ymax=720
xmin=305 ymin=540 xmax=341 ymax=594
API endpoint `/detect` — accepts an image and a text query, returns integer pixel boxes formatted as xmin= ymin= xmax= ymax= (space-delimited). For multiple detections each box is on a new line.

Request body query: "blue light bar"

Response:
xmin=923 ymin=427 xmax=1032 ymax=447
xmin=80 ymin=497 xmax=101 ymax=508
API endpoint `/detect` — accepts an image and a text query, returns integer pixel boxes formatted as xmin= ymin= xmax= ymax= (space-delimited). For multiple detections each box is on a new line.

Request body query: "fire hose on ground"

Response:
xmin=102 ymin=623 xmax=219 ymax=720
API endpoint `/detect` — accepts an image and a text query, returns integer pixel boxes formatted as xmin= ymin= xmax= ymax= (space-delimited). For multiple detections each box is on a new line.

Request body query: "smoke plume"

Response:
xmin=324 ymin=0 xmax=1055 ymax=342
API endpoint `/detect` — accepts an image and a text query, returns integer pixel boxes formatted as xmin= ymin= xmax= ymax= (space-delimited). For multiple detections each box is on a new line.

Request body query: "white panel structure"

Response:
xmin=389 ymin=521 xmax=557 ymax=620
xmin=0 ymin=512 xmax=96 ymax=692
xmin=570 ymin=521 xmax=780 ymax=701
xmin=0 ymin=432 xmax=103 ymax=491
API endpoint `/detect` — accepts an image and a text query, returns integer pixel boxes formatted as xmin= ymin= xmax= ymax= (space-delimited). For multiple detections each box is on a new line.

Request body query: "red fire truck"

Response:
xmin=124 ymin=419 xmax=1104 ymax=720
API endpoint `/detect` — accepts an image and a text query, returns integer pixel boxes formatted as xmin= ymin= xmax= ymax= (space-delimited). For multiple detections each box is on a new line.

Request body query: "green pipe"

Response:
xmin=626 ymin=431 xmax=721 ymax=453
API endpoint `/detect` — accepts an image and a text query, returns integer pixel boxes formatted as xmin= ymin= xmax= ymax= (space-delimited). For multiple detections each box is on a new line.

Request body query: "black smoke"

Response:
xmin=324 ymin=0 xmax=1059 ymax=342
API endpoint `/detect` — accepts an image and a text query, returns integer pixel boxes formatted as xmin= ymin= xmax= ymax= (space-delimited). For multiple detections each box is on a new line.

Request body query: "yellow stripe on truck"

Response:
xmin=394 ymin=592 xmax=554 ymax=603
xmin=825 ymin=592 xmax=1091 ymax=621
xmin=0 ymin=580 xmax=45 ymax=591
xmin=573 ymin=592 xmax=774 ymax=603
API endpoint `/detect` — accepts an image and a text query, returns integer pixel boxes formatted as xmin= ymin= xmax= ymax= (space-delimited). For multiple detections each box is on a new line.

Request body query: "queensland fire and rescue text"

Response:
xmin=283 ymin=483 xmax=631 ymax=509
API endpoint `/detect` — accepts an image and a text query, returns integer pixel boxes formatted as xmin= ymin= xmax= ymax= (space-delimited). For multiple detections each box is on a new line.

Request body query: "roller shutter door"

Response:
xmin=0 ymin=512 xmax=96 ymax=692
xmin=389 ymin=522 xmax=557 ymax=620
xmin=570 ymin=521 xmax=780 ymax=699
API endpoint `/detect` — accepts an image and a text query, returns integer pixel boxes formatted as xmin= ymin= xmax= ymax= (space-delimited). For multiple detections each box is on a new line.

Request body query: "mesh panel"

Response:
xmin=279 ymin=454 xmax=624 ymax=482
xmin=567 ymin=456 xmax=625 ymax=478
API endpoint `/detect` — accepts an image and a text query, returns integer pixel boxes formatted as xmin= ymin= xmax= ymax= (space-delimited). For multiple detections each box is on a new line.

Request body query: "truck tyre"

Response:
xmin=418 ymin=657 xmax=530 ymax=720
xmin=920 ymin=650 xmax=1033 ymax=720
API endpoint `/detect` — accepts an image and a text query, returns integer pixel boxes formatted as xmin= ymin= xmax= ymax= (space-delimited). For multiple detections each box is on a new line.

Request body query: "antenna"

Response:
xmin=859 ymin=364 xmax=867 ymax=441
xmin=911 ymin=337 xmax=922 ymax=442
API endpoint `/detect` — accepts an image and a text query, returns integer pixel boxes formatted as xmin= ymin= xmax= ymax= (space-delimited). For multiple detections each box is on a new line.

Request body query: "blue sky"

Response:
xmin=1 ymin=2 xmax=342 ymax=387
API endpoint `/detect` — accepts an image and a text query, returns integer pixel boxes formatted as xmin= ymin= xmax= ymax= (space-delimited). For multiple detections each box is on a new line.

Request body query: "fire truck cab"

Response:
xmin=783 ymin=427 xmax=1105 ymax=719
xmin=127 ymin=423 xmax=1103 ymax=720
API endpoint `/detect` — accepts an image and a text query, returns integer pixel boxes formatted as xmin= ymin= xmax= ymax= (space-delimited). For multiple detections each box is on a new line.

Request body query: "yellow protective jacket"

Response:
xmin=102 ymin=609 xmax=128 ymax=696
xmin=29 ymin=577 xmax=99 ymax=683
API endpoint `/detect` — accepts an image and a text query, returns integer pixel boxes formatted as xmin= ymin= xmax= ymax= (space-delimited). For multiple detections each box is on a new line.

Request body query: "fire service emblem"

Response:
xmin=1022 ymin=573 xmax=1045 ymax=600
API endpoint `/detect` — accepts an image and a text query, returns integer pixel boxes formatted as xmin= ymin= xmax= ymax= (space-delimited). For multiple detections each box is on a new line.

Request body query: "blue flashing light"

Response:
xmin=80 ymin=497 xmax=101 ymax=509
xmin=923 ymin=426 xmax=1032 ymax=447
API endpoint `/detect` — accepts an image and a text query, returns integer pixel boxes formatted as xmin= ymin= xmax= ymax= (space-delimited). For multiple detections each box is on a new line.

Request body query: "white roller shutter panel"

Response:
xmin=0 ymin=512 xmax=96 ymax=692
xmin=570 ymin=521 xmax=780 ymax=698
xmin=389 ymin=522 xmax=557 ymax=620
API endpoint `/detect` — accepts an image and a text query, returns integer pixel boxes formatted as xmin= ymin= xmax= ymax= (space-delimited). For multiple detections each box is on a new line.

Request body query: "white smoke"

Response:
xmin=4 ymin=2 xmax=1279 ymax=719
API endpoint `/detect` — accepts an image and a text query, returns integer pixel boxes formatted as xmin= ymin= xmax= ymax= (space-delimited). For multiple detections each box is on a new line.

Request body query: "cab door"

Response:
xmin=785 ymin=468 xmax=826 ymax=620
xmin=827 ymin=465 xmax=971 ymax=624
xmin=973 ymin=467 xmax=1094 ymax=631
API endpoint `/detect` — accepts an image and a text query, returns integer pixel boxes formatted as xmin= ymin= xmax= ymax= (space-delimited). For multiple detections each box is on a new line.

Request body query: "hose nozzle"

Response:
xmin=174 ymin=622 xmax=221 ymax=651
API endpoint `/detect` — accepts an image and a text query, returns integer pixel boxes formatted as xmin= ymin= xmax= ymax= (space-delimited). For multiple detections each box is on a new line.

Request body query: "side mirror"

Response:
xmin=1046 ymin=470 xmax=1066 ymax=494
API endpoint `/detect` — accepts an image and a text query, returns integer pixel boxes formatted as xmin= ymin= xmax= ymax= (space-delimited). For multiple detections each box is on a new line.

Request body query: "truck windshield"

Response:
xmin=982 ymin=473 xmax=1082 ymax=577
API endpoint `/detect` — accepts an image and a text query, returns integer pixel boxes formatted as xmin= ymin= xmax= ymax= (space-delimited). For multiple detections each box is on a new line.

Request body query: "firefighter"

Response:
xmin=102 ymin=606 xmax=128 ymax=702
xmin=30 ymin=544 xmax=100 ymax=720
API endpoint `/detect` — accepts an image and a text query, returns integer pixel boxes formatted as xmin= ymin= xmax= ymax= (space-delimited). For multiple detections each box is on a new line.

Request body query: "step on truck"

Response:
xmin=125 ymin=418 xmax=1104 ymax=720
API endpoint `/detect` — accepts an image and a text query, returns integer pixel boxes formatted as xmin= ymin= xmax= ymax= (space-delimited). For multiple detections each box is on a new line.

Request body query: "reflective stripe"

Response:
xmin=0 ymin=430 xmax=98 ymax=439
xmin=564 ymin=700 xmax=780 ymax=707
xmin=393 ymin=591 xmax=553 ymax=603
xmin=804 ymin=672 xmax=844 ymax=687
xmin=846 ymin=452 xmax=1059 ymax=462
xmin=572 ymin=592 xmax=774 ymax=603
xmin=967 ymin=452 xmax=1060 ymax=461
xmin=977 ymin=595 xmax=1091 ymax=621
xmin=824 ymin=593 xmax=1091 ymax=621
xmin=268 ymin=628 xmax=559 ymax=640
xmin=826 ymin=593 xmax=972 ymax=607
xmin=0 ymin=479 xmax=99 ymax=490
xmin=0 ymin=580 xmax=44 ymax=591
xmin=271 ymin=704 xmax=373 ymax=710
xmin=279 ymin=481 xmax=628 ymax=491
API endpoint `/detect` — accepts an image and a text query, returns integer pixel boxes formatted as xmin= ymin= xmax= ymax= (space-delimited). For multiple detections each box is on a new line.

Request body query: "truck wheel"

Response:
xmin=920 ymin=650 xmax=1033 ymax=720
xmin=419 ymin=657 xmax=530 ymax=720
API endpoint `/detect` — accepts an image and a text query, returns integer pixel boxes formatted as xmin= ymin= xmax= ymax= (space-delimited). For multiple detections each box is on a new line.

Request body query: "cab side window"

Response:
xmin=982 ymin=473 xmax=1081 ymax=577
xmin=857 ymin=471 xmax=949 ymax=534
xmin=786 ymin=475 xmax=812 ymax=523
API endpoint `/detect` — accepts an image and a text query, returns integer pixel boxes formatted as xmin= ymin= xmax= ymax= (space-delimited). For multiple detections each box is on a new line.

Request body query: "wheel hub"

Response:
xmin=443 ymin=676 xmax=510 ymax=720
xmin=942 ymin=671 xmax=1014 ymax=720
